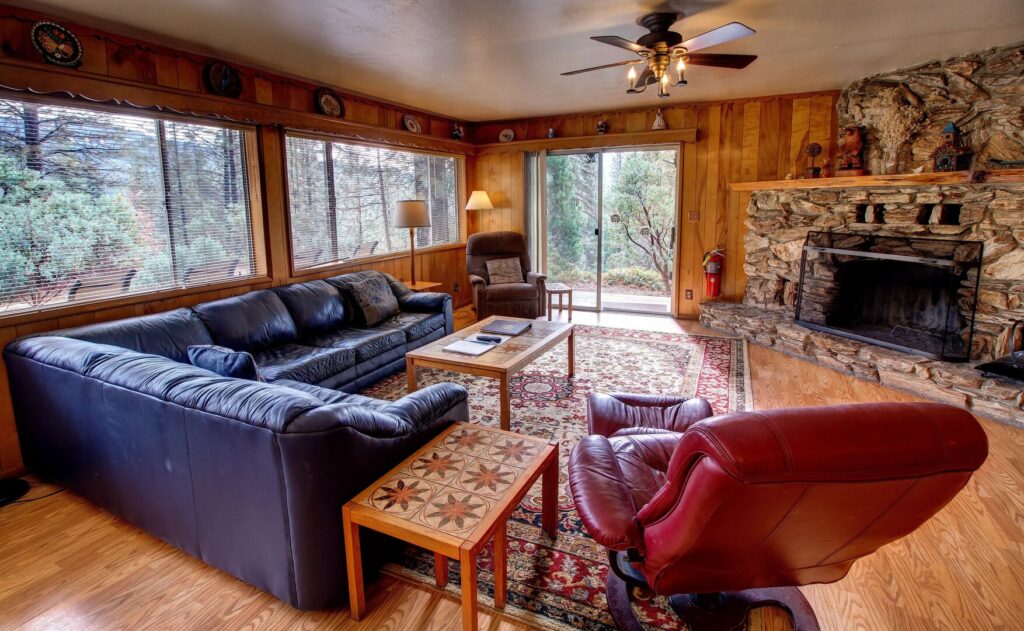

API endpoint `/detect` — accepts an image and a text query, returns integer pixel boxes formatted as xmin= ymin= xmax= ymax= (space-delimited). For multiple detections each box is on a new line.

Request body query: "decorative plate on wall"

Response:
xmin=31 ymin=21 xmax=82 ymax=68
xmin=403 ymin=114 xmax=422 ymax=133
xmin=204 ymin=61 xmax=243 ymax=99
xmin=315 ymin=88 xmax=344 ymax=117
xmin=498 ymin=128 xmax=515 ymax=143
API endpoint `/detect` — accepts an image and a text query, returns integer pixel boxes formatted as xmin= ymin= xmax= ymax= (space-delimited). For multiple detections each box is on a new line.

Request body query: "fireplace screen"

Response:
xmin=795 ymin=232 xmax=982 ymax=361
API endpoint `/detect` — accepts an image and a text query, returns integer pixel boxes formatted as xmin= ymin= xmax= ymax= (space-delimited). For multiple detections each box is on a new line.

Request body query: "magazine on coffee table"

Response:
xmin=443 ymin=334 xmax=511 ymax=356
xmin=480 ymin=319 xmax=532 ymax=336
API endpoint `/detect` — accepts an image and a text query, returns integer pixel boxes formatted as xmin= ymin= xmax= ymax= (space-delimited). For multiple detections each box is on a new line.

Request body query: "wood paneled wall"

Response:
xmin=465 ymin=92 xmax=839 ymax=317
xmin=0 ymin=5 xmax=474 ymax=475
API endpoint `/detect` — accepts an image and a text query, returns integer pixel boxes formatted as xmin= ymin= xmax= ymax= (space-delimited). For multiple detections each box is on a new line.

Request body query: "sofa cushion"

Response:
xmin=486 ymin=257 xmax=524 ymax=285
xmin=485 ymin=282 xmax=538 ymax=302
xmin=348 ymin=274 xmax=399 ymax=326
xmin=376 ymin=312 xmax=446 ymax=343
xmin=308 ymin=328 xmax=406 ymax=362
xmin=252 ymin=344 xmax=356 ymax=383
xmin=187 ymin=345 xmax=261 ymax=381
xmin=272 ymin=280 xmax=345 ymax=337
xmin=55 ymin=308 xmax=213 ymax=363
xmin=193 ymin=290 xmax=298 ymax=352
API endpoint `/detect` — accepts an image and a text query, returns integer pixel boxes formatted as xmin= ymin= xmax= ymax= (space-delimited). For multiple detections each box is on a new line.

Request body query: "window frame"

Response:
xmin=281 ymin=129 xmax=467 ymax=279
xmin=0 ymin=91 xmax=269 ymax=323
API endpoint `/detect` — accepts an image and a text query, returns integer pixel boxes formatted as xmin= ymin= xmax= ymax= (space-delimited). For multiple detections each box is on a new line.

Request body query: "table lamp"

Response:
xmin=465 ymin=190 xmax=494 ymax=211
xmin=394 ymin=200 xmax=431 ymax=285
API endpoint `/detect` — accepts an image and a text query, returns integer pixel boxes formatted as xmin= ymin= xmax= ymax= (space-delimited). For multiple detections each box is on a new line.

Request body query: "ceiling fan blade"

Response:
xmin=561 ymin=60 xmax=637 ymax=76
xmin=684 ymin=53 xmax=758 ymax=69
xmin=591 ymin=35 xmax=647 ymax=53
xmin=680 ymin=22 xmax=755 ymax=53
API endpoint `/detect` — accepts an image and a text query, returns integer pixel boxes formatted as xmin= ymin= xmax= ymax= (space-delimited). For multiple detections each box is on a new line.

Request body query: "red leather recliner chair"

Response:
xmin=569 ymin=394 xmax=988 ymax=630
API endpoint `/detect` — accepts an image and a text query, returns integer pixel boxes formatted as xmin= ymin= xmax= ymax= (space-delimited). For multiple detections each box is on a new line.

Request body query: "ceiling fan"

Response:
xmin=562 ymin=11 xmax=757 ymax=98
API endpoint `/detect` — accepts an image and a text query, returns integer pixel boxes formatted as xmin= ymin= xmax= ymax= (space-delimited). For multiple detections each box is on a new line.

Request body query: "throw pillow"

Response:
xmin=349 ymin=274 xmax=400 ymax=326
xmin=486 ymin=257 xmax=523 ymax=285
xmin=187 ymin=345 xmax=261 ymax=381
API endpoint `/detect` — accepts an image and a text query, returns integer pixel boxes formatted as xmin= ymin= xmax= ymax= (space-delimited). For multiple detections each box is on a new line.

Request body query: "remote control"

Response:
xmin=476 ymin=335 xmax=502 ymax=343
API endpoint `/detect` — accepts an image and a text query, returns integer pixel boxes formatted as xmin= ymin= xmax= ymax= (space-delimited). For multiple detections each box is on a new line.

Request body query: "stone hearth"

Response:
xmin=700 ymin=301 xmax=1023 ymax=426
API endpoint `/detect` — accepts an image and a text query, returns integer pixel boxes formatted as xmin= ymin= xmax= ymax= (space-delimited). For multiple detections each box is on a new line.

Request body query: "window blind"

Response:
xmin=286 ymin=134 xmax=459 ymax=270
xmin=0 ymin=98 xmax=257 ymax=314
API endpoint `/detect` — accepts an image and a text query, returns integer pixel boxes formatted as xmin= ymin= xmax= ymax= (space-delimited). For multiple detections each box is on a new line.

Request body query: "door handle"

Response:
xmin=594 ymin=228 xmax=600 ymax=236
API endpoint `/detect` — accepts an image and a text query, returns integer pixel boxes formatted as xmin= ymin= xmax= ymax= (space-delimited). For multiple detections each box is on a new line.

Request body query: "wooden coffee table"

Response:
xmin=343 ymin=422 xmax=558 ymax=631
xmin=405 ymin=316 xmax=575 ymax=431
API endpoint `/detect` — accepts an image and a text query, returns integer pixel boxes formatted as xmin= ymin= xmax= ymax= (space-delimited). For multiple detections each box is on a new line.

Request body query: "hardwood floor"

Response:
xmin=1 ymin=305 xmax=1021 ymax=630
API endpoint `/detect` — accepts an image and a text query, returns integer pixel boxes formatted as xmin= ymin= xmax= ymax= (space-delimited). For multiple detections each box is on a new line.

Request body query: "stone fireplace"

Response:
xmin=794 ymin=231 xmax=983 ymax=361
xmin=700 ymin=179 xmax=1024 ymax=425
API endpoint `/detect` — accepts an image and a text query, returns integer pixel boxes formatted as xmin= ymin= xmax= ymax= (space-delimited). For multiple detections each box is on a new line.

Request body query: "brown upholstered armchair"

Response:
xmin=466 ymin=231 xmax=546 ymax=320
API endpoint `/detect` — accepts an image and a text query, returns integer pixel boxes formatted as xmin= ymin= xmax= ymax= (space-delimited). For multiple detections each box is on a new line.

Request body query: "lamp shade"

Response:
xmin=394 ymin=200 xmax=430 ymax=228
xmin=465 ymin=190 xmax=494 ymax=211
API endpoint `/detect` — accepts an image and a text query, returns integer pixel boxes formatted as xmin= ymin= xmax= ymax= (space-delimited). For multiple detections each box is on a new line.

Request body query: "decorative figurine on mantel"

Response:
xmin=803 ymin=143 xmax=823 ymax=178
xmin=835 ymin=125 xmax=867 ymax=176
xmin=652 ymin=109 xmax=666 ymax=130
xmin=932 ymin=122 xmax=972 ymax=172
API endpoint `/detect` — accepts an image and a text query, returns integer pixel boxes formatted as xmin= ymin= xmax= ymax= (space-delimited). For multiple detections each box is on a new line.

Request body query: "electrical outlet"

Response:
xmin=453 ymin=282 xmax=460 ymax=294
xmin=688 ymin=211 xmax=700 ymax=222
xmin=685 ymin=289 xmax=693 ymax=300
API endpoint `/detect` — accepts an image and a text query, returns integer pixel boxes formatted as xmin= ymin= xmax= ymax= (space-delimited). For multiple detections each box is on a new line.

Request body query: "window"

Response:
xmin=0 ymin=97 xmax=258 ymax=314
xmin=285 ymin=134 xmax=459 ymax=270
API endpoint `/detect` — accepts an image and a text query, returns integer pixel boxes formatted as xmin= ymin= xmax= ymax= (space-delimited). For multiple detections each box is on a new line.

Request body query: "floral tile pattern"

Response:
xmin=366 ymin=325 xmax=750 ymax=631
xmin=359 ymin=424 xmax=549 ymax=536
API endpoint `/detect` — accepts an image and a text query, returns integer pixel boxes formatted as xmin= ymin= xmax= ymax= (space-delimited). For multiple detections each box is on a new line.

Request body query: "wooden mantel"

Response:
xmin=730 ymin=168 xmax=1024 ymax=191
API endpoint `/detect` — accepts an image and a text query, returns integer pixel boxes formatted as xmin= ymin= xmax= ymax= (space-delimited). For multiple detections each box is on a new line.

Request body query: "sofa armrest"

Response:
xmin=397 ymin=291 xmax=451 ymax=314
xmin=382 ymin=383 xmax=468 ymax=427
xmin=568 ymin=436 xmax=644 ymax=551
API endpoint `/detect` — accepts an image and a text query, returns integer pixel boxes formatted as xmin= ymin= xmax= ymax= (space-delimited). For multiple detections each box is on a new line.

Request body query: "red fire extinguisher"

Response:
xmin=702 ymin=248 xmax=725 ymax=298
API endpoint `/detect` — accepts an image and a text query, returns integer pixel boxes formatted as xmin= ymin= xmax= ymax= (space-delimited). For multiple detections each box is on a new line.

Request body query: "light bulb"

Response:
xmin=627 ymin=65 xmax=637 ymax=83
xmin=677 ymin=58 xmax=686 ymax=76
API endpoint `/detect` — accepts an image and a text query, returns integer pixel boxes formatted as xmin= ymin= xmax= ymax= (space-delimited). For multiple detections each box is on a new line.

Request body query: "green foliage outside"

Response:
xmin=546 ymin=149 xmax=677 ymax=296
xmin=0 ymin=155 xmax=138 ymax=305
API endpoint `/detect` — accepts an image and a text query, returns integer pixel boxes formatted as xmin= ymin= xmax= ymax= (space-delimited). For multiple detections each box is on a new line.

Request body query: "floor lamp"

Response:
xmin=394 ymin=200 xmax=431 ymax=285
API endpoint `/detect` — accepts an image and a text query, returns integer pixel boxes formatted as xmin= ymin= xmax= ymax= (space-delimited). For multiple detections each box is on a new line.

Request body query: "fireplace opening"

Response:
xmin=795 ymin=232 xmax=983 ymax=361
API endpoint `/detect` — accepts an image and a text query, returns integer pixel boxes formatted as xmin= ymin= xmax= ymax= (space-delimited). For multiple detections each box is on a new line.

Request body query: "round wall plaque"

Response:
xmin=31 ymin=21 xmax=82 ymax=68
xmin=498 ymin=128 xmax=515 ymax=143
xmin=204 ymin=61 xmax=243 ymax=99
xmin=315 ymin=88 xmax=344 ymax=117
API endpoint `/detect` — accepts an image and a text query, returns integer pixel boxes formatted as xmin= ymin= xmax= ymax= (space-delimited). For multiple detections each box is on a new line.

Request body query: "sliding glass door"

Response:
xmin=543 ymin=147 xmax=677 ymax=314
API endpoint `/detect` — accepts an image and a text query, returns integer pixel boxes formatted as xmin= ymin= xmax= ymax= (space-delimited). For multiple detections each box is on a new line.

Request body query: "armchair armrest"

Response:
xmin=526 ymin=271 xmax=547 ymax=285
xmin=469 ymin=273 xmax=487 ymax=290
xmin=568 ymin=435 xmax=644 ymax=551
xmin=588 ymin=392 xmax=714 ymax=437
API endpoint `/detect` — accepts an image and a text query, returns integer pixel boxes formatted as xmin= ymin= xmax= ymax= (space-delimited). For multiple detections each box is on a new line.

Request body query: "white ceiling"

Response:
xmin=11 ymin=0 xmax=1024 ymax=121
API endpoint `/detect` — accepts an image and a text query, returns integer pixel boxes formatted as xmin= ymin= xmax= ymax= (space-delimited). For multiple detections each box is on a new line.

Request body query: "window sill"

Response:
xmin=0 ymin=275 xmax=273 ymax=330
xmin=289 ymin=242 xmax=467 ymax=281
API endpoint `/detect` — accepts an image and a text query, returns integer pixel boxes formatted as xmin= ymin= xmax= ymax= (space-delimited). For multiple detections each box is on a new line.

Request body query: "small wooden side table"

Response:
xmin=545 ymin=283 xmax=573 ymax=321
xmin=404 ymin=280 xmax=443 ymax=292
xmin=343 ymin=423 xmax=558 ymax=630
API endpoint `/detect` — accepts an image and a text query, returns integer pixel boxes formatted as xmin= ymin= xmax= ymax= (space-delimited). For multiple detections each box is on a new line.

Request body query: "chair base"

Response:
xmin=0 ymin=478 xmax=29 ymax=508
xmin=606 ymin=551 xmax=820 ymax=631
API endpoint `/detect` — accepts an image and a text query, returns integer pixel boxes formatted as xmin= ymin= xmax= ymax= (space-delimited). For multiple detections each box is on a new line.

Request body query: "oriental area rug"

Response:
xmin=362 ymin=324 xmax=752 ymax=630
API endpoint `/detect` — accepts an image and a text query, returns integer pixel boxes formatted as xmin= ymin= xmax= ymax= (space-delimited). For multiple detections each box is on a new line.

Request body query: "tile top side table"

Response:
xmin=342 ymin=422 xmax=559 ymax=630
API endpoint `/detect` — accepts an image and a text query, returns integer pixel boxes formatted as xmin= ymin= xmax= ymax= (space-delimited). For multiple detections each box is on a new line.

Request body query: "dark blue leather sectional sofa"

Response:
xmin=3 ymin=271 xmax=468 ymax=609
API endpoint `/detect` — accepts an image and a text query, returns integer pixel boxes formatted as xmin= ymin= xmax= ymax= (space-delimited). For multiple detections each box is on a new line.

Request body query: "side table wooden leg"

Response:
xmin=547 ymin=292 xmax=552 ymax=321
xmin=499 ymin=373 xmax=511 ymax=431
xmin=567 ymin=329 xmax=575 ymax=379
xmin=342 ymin=507 xmax=365 ymax=619
xmin=435 ymin=552 xmax=448 ymax=589
xmin=406 ymin=357 xmax=418 ymax=392
xmin=542 ymin=451 xmax=558 ymax=538
xmin=493 ymin=522 xmax=507 ymax=609
xmin=568 ymin=291 xmax=572 ymax=321
xmin=460 ymin=548 xmax=479 ymax=631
